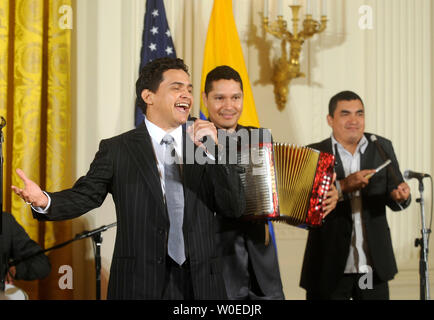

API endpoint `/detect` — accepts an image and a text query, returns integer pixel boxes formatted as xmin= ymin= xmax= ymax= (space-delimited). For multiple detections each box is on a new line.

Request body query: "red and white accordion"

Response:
xmin=238 ymin=140 xmax=335 ymax=228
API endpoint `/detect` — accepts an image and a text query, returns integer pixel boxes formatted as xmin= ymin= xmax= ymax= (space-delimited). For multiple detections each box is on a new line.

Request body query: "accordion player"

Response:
xmin=219 ymin=127 xmax=335 ymax=228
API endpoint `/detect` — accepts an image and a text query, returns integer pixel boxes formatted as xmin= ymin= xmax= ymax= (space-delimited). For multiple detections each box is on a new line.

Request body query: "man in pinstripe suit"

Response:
xmin=11 ymin=58 xmax=245 ymax=300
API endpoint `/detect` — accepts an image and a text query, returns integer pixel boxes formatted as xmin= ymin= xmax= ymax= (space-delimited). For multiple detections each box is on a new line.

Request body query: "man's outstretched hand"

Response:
xmin=11 ymin=169 xmax=48 ymax=208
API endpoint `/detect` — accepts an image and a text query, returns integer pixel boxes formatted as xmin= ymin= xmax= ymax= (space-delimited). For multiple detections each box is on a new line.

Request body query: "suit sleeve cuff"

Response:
xmin=31 ymin=191 xmax=51 ymax=214
xmin=396 ymin=194 xmax=411 ymax=208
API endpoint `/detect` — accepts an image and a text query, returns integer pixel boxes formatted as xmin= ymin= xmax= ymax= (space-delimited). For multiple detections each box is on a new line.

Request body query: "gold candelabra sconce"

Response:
xmin=263 ymin=1 xmax=327 ymax=110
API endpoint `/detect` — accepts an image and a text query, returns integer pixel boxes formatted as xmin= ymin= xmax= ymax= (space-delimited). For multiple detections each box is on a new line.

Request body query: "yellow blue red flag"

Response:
xmin=199 ymin=0 xmax=259 ymax=128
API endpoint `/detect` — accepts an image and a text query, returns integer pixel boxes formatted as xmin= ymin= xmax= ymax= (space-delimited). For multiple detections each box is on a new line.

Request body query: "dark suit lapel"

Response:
xmin=360 ymin=134 xmax=375 ymax=171
xmin=124 ymin=123 xmax=165 ymax=207
xmin=360 ymin=134 xmax=376 ymax=197
xmin=322 ymin=138 xmax=346 ymax=180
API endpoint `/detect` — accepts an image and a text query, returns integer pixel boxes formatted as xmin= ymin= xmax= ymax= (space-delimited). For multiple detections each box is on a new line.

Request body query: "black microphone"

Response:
xmin=403 ymin=170 xmax=430 ymax=181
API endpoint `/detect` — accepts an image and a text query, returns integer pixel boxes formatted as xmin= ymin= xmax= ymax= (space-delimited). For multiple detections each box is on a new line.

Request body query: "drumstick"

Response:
xmin=365 ymin=159 xmax=391 ymax=179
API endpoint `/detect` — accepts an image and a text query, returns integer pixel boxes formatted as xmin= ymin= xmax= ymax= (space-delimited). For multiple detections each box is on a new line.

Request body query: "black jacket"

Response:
xmin=1 ymin=212 xmax=51 ymax=290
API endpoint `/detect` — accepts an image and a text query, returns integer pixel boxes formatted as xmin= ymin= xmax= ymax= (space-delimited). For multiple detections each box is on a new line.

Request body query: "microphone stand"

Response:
xmin=414 ymin=179 xmax=431 ymax=300
xmin=9 ymin=222 xmax=117 ymax=300
xmin=76 ymin=222 xmax=117 ymax=300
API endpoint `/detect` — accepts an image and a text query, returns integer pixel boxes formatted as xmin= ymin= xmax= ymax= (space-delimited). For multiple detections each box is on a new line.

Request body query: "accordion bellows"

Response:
xmin=239 ymin=142 xmax=335 ymax=228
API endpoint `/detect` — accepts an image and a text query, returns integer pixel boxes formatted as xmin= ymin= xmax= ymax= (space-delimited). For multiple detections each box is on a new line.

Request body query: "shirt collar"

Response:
xmin=144 ymin=116 xmax=183 ymax=148
xmin=331 ymin=134 xmax=368 ymax=155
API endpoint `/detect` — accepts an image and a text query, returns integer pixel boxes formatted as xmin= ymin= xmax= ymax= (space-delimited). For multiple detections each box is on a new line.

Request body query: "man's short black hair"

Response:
xmin=328 ymin=91 xmax=364 ymax=117
xmin=204 ymin=65 xmax=243 ymax=95
xmin=136 ymin=57 xmax=189 ymax=115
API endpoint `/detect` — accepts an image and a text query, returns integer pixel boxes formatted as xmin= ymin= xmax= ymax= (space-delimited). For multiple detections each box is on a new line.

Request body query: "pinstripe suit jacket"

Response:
xmin=33 ymin=122 xmax=245 ymax=299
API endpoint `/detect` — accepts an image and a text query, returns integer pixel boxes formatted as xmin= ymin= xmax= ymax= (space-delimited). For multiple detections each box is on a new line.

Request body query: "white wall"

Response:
xmin=70 ymin=0 xmax=434 ymax=299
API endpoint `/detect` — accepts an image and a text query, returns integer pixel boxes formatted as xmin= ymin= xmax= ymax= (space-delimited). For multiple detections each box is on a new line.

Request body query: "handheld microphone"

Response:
xmin=403 ymin=170 xmax=430 ymax=181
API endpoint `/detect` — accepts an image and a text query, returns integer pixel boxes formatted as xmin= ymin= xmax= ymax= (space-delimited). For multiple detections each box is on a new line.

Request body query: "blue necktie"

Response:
xmin=161 ymin=134 xmax=186 ymax=265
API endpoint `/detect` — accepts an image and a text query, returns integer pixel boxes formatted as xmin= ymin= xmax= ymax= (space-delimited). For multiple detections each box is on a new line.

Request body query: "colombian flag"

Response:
xmin=199 ymin=0 xmax=259 ymax=128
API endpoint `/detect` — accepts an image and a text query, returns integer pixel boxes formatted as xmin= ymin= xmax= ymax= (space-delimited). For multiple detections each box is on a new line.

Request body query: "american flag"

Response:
xmin=135 ymin=0 xmax=177 ymax=127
